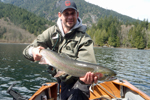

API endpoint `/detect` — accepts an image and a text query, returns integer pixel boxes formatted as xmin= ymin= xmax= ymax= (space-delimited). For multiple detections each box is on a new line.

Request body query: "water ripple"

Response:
xmin=0 ymin=44 xmax=150 ymax=99
xmin=94 ymin=47 xmax=150 ymax=96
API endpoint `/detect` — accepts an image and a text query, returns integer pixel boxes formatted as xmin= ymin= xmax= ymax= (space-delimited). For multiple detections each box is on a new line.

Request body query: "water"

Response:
xmin=0 ymin=43 xmax=150 ymax=99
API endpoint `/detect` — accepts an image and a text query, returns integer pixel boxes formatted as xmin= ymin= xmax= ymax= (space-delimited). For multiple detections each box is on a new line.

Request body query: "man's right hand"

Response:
xmin=32 ymin=46 xmax=45 ymax=61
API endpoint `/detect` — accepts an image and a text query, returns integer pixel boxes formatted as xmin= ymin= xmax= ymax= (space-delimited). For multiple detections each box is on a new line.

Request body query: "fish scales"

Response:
xmin=40 ymin=49 xmax=94 ymax=77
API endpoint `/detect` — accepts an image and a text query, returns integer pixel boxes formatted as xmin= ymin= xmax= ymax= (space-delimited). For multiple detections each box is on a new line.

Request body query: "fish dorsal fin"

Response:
xmin=54 ymin=71 xmax=66 ymax=77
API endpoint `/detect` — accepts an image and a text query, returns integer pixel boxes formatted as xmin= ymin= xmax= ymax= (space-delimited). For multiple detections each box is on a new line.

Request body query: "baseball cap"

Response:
xmin=60 ymin=0 xmax=77 ymax=13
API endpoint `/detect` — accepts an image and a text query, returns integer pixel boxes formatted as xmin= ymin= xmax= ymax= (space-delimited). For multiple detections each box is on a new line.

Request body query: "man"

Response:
xmin=23 ymin=0 xmax=98 ymax=99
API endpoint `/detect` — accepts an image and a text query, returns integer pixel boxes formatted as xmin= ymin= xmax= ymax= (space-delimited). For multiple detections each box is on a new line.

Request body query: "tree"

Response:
xmin=95 ymin=29 xmax=102 ymax=46
xmin=147 ymin=34 xmax=150 ymax=48
xmin=101 ymin=29 xmax=108 ymax=43
xmin=116 ymin=36 xmax=120 ymax=47
xmin=136 ymin=36 xmax=145 ymax=49
xmin=108 ymin=37 xmax=115 ymax=47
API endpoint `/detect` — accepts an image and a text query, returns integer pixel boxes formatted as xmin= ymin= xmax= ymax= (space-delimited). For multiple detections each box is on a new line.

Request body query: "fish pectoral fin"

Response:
xmin=39 ymin=57 xmax=48 ymax=64
xmin=54 ymin=71 xmax=66 ymax=77
xmin=39 ymin=57 xmax=53 ymax=66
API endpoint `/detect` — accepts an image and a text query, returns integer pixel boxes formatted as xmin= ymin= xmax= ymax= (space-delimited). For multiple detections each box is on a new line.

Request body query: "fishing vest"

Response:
xmin=49 ymin=25 xmax=87 ymax=84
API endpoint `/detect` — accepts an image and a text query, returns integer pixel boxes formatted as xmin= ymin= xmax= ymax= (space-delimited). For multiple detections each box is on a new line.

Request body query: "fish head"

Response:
xmin=94 ymin=67 xmax=117 ymax=81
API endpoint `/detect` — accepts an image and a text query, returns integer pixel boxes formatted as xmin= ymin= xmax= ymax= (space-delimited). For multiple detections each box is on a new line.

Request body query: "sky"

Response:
xmin=85 ymin=0 xmax=150 ymax=21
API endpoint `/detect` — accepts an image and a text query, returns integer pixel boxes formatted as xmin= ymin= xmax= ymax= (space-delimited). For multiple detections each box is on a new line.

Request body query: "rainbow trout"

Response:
xmin=40 ymin=49 xmax=116 ymax=81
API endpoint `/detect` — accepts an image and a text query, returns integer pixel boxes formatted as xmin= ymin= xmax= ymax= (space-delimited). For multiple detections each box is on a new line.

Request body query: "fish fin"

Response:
xmin=54 ymin=71 xmax=66 ymax=77
xmin=39 ymin=57 xmax=53 ymax=66
xmin=39 ymin=57 xmax=48 ymax=64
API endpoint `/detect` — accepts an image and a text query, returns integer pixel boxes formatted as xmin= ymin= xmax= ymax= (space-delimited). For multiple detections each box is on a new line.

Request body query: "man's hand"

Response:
xmin=79 ymin=72 xmax=98 ymax=84
xmin=32 ymin=46 xmax=45 ymax=61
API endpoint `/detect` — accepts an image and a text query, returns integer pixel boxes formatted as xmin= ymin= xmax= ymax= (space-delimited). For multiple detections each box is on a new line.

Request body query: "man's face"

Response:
xmin=59 ymin=8 xmax=79 ymax=30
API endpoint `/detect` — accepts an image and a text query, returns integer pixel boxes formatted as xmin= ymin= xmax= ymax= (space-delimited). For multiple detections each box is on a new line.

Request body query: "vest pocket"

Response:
xmin=61 ymin=40 xmax=78 ymax=58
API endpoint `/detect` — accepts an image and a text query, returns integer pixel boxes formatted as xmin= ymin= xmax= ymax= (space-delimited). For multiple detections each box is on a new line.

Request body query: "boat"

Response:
xmin=7 ymin=79 xmax=150 ymax=100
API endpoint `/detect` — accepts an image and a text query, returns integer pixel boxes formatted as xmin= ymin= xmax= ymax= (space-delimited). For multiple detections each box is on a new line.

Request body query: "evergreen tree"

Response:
xmin=147 ymin=34 xmax=150 ymax=48
xmin=116 ymin=36 xmax=120 ymax=47
xmin=136 ymin=36 xmax=145 ymax=49
xmin=95 ymin=29 xmax=102 ymax=46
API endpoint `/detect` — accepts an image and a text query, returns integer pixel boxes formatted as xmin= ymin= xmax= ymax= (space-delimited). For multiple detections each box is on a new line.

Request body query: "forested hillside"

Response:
xmin=0 ymin=2 xmax=54 ymax=43
xmin=2 ymin=0 xmax=137 ymax=26
xmin=87 ymin=16 xmax=150 ymax=49
xmin=1 ymin=1 xmax=150 ymax=49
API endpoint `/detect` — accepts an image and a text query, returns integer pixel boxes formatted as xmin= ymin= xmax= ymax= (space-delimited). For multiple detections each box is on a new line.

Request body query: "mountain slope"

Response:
xmin=2 ymin=0 xmax=137 ymax=26
xmin=0 ymin=2 xmax=54 ymax=34
xmin=0 ymin=18 xmax=36 ymax=43
xmin=0 ymin=2 xmax=54 ymax=43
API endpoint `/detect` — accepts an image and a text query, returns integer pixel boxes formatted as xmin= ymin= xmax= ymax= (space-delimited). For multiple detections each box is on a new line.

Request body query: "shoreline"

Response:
xmin=0 ymin=42 xmax=149 ymax=50
xmin=0 ymin=42 xmax=30 ymax=45
xmin=94 ymin=45 xmax=150 ymax=50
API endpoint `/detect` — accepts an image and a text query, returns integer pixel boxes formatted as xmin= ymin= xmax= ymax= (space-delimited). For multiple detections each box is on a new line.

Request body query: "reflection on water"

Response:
xmin=0 ymin=44 xmax=150 ymax=99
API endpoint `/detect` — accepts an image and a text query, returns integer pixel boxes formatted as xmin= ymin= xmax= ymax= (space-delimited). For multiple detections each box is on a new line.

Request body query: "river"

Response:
xmin=0 ymin=43 xmax=150 ymax=99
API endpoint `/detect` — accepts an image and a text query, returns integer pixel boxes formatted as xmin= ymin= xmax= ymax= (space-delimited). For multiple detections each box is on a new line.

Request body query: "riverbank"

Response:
xmin=94 ymin=45 xmax=150 ymax=50
xmin=0 ymin=42 xmax=150 ymax=50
